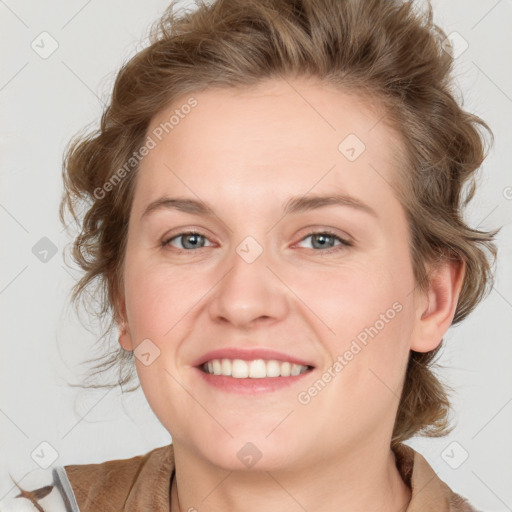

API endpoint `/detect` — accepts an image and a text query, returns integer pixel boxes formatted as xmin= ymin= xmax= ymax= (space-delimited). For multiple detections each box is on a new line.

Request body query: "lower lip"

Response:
xmin=193 ymin=366 xmax=314 ymax=394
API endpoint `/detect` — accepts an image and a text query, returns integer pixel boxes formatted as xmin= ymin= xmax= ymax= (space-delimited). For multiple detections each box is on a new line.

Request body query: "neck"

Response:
xmin=170 ymin=442 xmax=411 ymax=512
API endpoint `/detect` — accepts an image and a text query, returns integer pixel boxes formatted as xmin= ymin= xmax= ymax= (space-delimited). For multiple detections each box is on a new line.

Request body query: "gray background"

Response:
xmin=1 ymin=0 xmax=511 ymax=509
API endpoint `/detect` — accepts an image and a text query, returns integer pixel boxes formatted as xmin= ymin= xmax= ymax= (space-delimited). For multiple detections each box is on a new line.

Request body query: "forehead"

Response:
xmin=135 ymin=78 xmax=405 ymax=213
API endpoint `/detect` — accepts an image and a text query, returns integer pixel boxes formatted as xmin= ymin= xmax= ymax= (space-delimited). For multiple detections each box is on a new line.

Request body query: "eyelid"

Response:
xmin=161 ymin=228 xmax=215 ymax=250
xmin=294 ymin=229 xmax=354 ymax=252
xmin=161 ymin=228 xmax=354 ymax=256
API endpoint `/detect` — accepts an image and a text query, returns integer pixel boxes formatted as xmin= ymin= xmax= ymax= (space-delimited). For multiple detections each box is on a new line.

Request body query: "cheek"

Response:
xmin=303 ymin=249 xmax=415 ymax=390
xmin=295 ymin=252 xmax=414 ymax=340
xmin=122 ymin=257 xmax=197 ymax=426
xmin=123 ymin=256 xmax=199 ymax=339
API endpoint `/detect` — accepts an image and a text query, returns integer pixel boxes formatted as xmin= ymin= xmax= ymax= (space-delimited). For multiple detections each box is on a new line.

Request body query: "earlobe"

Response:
xmin=118 ymin=322 xmax=134 ymax=351
xmin=410 ymin=257 xmax=466 ymax=353
xmin=115 ymin=295 xmax=134 ymax=352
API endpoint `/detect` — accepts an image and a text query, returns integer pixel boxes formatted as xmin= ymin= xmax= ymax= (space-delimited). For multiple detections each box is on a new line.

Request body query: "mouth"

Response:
xmin=197 ymin=358 xmax=315 ymax=379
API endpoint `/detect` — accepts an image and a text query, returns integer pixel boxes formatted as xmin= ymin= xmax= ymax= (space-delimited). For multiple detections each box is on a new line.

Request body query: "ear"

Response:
xmin=410 ymin=257 xmax=466 ymax=353
xmin=115 ymin=294 xmax=134 ymax=352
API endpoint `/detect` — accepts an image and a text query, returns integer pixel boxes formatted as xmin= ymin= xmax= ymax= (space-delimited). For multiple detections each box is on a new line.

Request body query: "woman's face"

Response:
xmin=120 ymin=77 xmax=426 ymax=470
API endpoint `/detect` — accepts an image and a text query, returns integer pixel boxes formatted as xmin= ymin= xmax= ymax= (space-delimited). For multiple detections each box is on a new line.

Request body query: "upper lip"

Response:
xmin=191 ymin=348 xmax=315 ymax=368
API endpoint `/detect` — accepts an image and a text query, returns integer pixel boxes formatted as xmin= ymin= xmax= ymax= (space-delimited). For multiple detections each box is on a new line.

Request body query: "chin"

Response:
xmin=197 ymin=434 xmax=306 ymax=472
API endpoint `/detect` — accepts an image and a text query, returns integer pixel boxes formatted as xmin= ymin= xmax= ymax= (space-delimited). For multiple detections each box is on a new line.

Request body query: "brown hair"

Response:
xmin=60 ymin=0 xmax=500 ymax=447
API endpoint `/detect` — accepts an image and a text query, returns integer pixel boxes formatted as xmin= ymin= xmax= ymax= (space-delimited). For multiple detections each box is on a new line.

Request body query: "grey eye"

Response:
xmin=298 ymin=232 xmax=344 ymax=250
xmin=164 ymin=232 xmax=212 ymax=250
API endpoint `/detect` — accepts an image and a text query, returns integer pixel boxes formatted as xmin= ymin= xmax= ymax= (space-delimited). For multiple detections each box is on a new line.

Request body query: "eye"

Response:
xmin=162 ymin=231 xmax=213 ymax=251
xmin=296 ymin=230 xmax=353 ymax=253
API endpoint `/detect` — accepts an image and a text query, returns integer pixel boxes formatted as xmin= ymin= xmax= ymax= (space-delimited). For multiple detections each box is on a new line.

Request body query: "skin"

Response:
xmin=118 ymin=77 xmax=465 ymax=512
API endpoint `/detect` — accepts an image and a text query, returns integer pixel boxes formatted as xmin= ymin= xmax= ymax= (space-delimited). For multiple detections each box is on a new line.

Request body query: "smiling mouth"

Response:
xmin=199 ymin=358 xmax=315 ymax=378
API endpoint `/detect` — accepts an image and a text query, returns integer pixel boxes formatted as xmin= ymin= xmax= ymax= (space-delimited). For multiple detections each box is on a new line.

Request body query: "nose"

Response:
xmin=207 ymin=241 xmax=290 ymax=329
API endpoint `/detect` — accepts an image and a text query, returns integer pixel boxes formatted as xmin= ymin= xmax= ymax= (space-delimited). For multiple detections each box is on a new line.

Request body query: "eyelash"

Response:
xmin=161 ymin=229 xmax=353 ymax=255
xmin=299 ymin=230 xmax=354 ymax=254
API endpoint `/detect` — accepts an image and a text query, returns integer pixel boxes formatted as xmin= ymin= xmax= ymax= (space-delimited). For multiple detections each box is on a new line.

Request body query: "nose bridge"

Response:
xmin=207 ymin=234 xmax=288 ymax=327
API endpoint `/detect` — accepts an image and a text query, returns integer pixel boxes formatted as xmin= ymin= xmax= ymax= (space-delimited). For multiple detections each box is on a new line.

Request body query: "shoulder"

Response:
xmin=0 ymin=466 xmax=80 ymax=512
xmin=0 ymin=445 xmax=174 ymax=512
xmin=63 ymin=444 xmax=174 ymax=512
xmin=393 ymin=443 xmax=477 ymax=512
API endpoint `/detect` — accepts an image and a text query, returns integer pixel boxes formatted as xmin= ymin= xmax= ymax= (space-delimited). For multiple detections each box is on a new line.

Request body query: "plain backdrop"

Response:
xmin=1 ymin=0 xmax=511 ymax=510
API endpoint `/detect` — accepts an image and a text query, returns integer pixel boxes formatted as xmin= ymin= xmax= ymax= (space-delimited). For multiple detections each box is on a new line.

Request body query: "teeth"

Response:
xmin=248 ymin=359 xmax=266 ymax=378
xmin=212 ymin=359 xmax=222 ymax=375
xmin=232 ymin=359 xmax=249 ymax=378
xmin=201 ymin=358 xmax=311 ymax=378
xmin=221 ymin=358 xmax=231 ymax=376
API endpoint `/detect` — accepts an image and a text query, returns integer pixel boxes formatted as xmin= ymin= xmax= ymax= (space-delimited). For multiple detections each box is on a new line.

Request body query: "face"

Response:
xmin=119 ymin=77 xmax=421 ymax=471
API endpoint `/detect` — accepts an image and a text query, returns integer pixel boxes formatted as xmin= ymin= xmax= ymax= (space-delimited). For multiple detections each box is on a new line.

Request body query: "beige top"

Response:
xmin=62 ymin=443 xmax=476 ymax=511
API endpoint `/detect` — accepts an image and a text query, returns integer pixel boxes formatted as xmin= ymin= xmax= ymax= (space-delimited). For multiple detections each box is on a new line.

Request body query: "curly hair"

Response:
xmin=59 ymin=0 xmax=500 ymax=448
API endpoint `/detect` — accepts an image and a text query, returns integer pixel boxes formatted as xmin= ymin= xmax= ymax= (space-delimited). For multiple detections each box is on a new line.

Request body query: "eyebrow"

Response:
xmin=140 ymin=193 xmax=378 ymax=220
xmin=283 ymin=193 xmax=377 ymax=218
